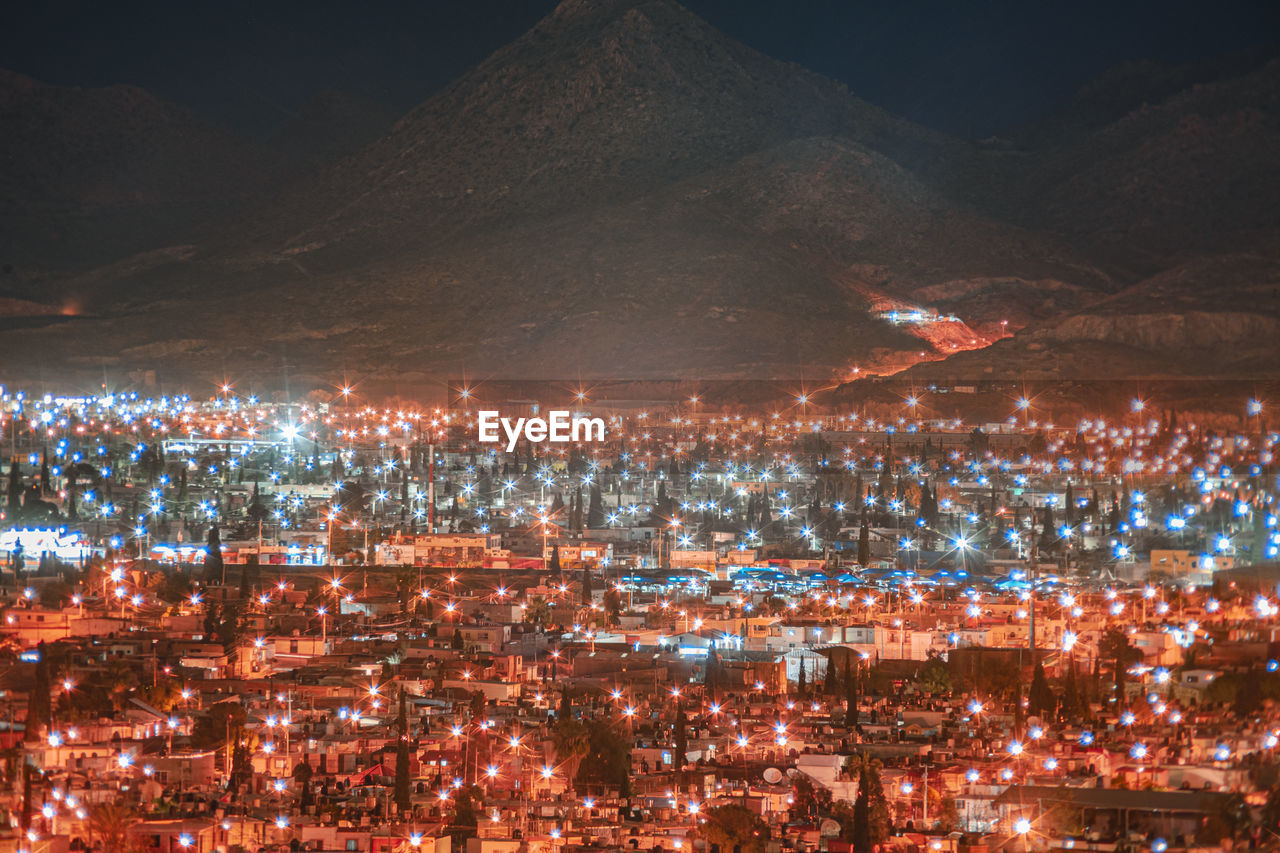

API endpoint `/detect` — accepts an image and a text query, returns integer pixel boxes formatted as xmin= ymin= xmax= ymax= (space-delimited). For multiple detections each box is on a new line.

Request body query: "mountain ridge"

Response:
xmin=0 ymin=0 xmax=1276 ymax=387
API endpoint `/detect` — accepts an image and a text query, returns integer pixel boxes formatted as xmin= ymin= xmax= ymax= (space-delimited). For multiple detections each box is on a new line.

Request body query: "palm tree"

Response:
xmin=1099 ymin=627 xmax=1142 ymax=699
xmin=87 ymin=801 xmax=141 ymax=852
xmin=551 ymin=718 xmax=591 ymax=790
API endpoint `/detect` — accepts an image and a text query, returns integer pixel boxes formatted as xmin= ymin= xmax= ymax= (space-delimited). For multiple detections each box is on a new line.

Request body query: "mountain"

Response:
xmin=1005 ymin=47 xmax=1277 ymax=148
xmin=205 ymin=0 xmax=959 ymax=257
xmin=897 ymin=53 xmax=1280 ymax=379
xmin=953 ymin=57 xmax=1280 ymax=275
xmin=903 ymin=250 xmax=1280 ymax=381
xmin=265 ymin=90 xmax=401 ymax=178
xmin=0 ymin=69 xmax=272 ymax=292
xmin=0 ymin=0 xmax=1276 ymax=389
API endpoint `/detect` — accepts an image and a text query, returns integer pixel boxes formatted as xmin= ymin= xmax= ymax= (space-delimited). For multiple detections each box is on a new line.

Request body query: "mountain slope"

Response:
xmin=0 ymin=69 xmax=271 ymax=289
xmin=209 ymin=0 xmax=956 ymax=258
xmin=265 ymin=90 xmax=401 ymax=178
xmin=952 ymin=58 xmax=1280 ymax=275
xmin=0 ymin=0 xmax=1277 ymax=388
xmin=902 ymin=250 xmax=1280 ymax=380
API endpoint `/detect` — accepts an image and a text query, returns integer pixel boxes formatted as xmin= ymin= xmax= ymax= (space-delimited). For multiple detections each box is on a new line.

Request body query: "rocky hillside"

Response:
xmin=0 ymin=69 xmax=271 ymax=290
xmin=264 ymin=90 xmax=400 ymax=178
xmin=903 ymin=251 xmax=1280 ymax=381
xmin=0 ymin=0 xmax=1276 ymax=387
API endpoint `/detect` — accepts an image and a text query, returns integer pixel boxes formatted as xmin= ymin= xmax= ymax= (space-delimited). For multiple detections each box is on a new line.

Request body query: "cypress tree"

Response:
xmin=674 ymin=702 xmax=688 ymax=772
xmin=1062 ymin=662 xmax=1080 ymax=719
xmin=852 ymin=767 xmax=871 ymax=853
xmin=400 ymin=469 xmax=409 ymax=524
xmin=395 ymin=689 xmax=411 ymax=812
xmin=6 ymin=458 xmax=22 ymax=516
xmin=862 ymin=760 xmax=891 ymax=844
xmin=705 ymin=649 xmax=722 ymax=697
xmin=844 ymin=661 xmax=858 ymax=727
xmin=204 ymin=525 xmax=224 ymax=585
xmin=1029 ymin=661 xmax=1055 ymax=719
xmin=587 ymin=483 xmax=605 ymax=529
xmin=20 ymin=762 xmax=35 ymax=831
xmin=24 ymin=641 xmax=51 ymax=742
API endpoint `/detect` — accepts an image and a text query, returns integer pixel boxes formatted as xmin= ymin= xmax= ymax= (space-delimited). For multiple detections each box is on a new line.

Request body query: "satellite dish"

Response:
xmin=762 ymin=767 xmax=783 ymax=784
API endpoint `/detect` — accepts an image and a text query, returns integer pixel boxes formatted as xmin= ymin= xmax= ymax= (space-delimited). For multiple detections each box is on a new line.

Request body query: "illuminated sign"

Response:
xmin=0 ymin=528 xmax=90 ymax=562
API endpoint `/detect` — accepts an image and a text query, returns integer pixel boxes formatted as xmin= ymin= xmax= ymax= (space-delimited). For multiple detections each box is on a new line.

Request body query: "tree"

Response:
xmin=1234 ymin=667 xmax=1264 ymax=717
xmin=674 ymin=702 xmax=688 ymax=772
xmin=844 ymin=661 xmax=859 ymax=727
xmin=581 ymin=568 xmax=594 ymax=604
xmin=451 ymin=628 xmax=464 ymax=650
xmin=1099 ymin=628 xmax=1141 ymax=699
xmin=587 ymin=483 xmax=605 ymax=528
xmin=552 ymin=718 xmax=591 ymax=790
xmin=705 ymin=648 xmax=724 ymax=696
xmin=849 ymin=758 xmax=891 ymax=845
xmin=6 ymin=458 xmax=22 ymax=517
xmin=20 ymin=761 xmax=34 ymax=830
xmin=934 ymin=796 xmax=960 ymax=832
xmin=790 ymin=775 xmax=827 ymax=821
xmin=852 ymin=768 xmax=872 ymax=853
xmin=823 ymin=655 xmax=839 ymax=695
xmin=192 ymin=700 xmax=247 ymax=750
xmin=1061 ymin=662 xmax=1081 ymax=719
xmin=577 ymin=719 xmax=632 ymax=795
xmin=203 ymin=525 xmax=224 ymax=585
xmin=857 ymin=516 xmax=870 ymax=566
xmin=238 ymin=553 xmax=260 ymax=600
xmin=294 ymin=760 xmax=315 ymax=811
xmin=230 ymin=738 xmax=253 ymax=795
xmin=797 ymin=657 xmax=807 ymax=697
xmin=39 ymin=580 xmax=71 ymax=609
xmin=87 ymin=801 xmax=141 ymax=852
xmin=916 ymin=653 xmax=951 ymax=696
xmin=24 ymin=641 xmax=52 ymax=742
xmin=246 ymin=481 xmax=268 ymax=524
xmin=1029 ymin=661 xmax=1056 ymax=719
xmin=395 ymin=689 xmax=412 ymax=812
xmin=1198 ymin=792 xmax=1251 ymax=846
xmin=603 ymin=588 xmax=622 ymax=626
xmin=447 ymin=784 xmax=481 ymax=845
xmin=1262 ymin=783 xmax=1280 ymax=838
xmin=700 ymin=804 xmax=770 ymax=853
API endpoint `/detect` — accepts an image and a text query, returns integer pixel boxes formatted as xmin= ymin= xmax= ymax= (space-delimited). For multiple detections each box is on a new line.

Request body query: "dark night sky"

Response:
xmin=3 ymin=0 xmax=1277 ymax=138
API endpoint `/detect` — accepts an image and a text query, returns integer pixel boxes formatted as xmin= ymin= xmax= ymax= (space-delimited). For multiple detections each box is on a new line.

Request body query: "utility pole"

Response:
xmin=427 ymin=443 xmax=435 ymax=534
xmin=923 ymin=763 xmax=929 ymax=827
xmin=1028 ymin=541 xmax=1037 ymax=655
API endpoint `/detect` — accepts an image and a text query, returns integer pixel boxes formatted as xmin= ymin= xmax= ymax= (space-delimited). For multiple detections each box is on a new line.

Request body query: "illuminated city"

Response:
xmin=0 ymin=380 xmax=1276 ymax=852
xmin=3 ymin=1 xmax=1280 ymax=852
